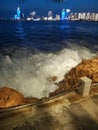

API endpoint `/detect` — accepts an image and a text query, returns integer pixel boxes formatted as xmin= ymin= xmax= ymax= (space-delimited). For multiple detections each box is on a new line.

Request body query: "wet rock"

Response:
xmin=25 ymin=97 xmax=39 ymax=104
xmin=0 ymin=87 xmax=40 ymax=108
xmin=47 ymin=76 xmax=57 ymax=82
xmin=0 ymin=87 xmax=26 ymax=108
xmin=92 ymin=73 xmax=98 ymax=83
xmin=50 ymin=57 xmax=98 ymax=96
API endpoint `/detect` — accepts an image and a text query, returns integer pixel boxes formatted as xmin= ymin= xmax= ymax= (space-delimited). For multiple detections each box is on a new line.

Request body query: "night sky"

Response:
xmin=0 ymin=0 xmax=98 ymax=18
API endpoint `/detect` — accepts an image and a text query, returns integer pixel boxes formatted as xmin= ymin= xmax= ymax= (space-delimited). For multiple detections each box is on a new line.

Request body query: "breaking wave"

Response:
xmin=0 ymin=43 xmax=97 ymax=98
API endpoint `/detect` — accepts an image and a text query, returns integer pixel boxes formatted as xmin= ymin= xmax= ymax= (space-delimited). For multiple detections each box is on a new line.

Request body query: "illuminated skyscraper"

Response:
xmin=86 ymin=13 xmax=90 ymax=20
xmin=14 ymin=7 xmax=21 ymax=20
xmin=61 ymin=9 xmax=71 ymax=20
xmin=81 ymin=13 xmax=86 ymax=20
xmin=17 ymin=7 xmax=21 ymax=19
xmin=30 ymin=11 xmax=36 ymax=20
xmin=65 ymin=9 xmax=71 ymax=19
xmin=48 ymin=11 xmax=53 ymax=20
xmin=78 ymin=13 xmax=82 ymax=20
xmin=95 ymin=13 xmax=98 ymax=21
xmin=90 ymin=13 xmax=95 ymax=21
xmin=61 ymin=9 xmax=65 ymax=20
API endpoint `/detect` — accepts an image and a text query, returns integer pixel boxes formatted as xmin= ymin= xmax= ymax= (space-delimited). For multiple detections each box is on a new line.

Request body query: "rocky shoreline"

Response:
xmin=50 ymin=57 xmax=98 ymax=96
xmin=0 ymin=57 xmax=98 ymax=109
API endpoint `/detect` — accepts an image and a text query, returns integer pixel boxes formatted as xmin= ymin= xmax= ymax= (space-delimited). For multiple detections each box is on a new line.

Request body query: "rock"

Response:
xmin=47 ymin=76 xmax=57 ymax=82
xmin=92 ymin=73 xmax=98 ymax=83
xmin=0 ymin=87 xmax=26 ymax=108
xmin=25 ymin=97 xmax=39 ymax=104
xmin=0 ymin=87 xmax=41 ymax=108
xmin=50 ymin=57 xmax=98 ymax=97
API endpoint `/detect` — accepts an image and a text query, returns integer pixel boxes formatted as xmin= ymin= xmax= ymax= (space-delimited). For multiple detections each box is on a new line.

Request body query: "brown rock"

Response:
xmin=25 ymin=97 xmax=39 ymax=104
xmin=50 ymin=57 xmax=98 ymax=97
xmin=92 ymin=73 xmax=98 ymax=83
xmin=0 ymin=87 xmax=26 ymax=108
xmin=47 ymin=76 xmax=57 ymax=82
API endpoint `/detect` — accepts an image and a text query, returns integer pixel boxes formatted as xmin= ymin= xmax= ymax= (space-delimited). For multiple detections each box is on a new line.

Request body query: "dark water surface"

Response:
xmin=0 ymin=20 xmax=98 ymax=53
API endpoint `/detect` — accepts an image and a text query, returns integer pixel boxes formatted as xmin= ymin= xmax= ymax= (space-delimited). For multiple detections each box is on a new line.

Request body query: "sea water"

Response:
xmin=0 ymin=20 xmax=98 ymax=98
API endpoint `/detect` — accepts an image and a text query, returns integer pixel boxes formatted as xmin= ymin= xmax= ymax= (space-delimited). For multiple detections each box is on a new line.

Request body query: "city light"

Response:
xmin=61 ymin=9 xmax=65 ymax=20
xmin=66 ymin=9 xmax=71 ymax=13
xmin=9 ymin=6 xmax=98 ymax=21
xmin=14 ymin=7 xmax=21 ymax=20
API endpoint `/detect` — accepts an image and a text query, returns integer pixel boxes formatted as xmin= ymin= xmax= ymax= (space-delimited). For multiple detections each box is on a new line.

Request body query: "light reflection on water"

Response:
xmin=0 ymin=21 xmax=98 ymax=53
xmin=16 ymin=21 xmax=26 ymax=40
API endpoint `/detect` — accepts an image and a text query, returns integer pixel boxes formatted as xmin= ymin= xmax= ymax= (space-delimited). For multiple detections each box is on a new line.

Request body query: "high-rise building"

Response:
xmin=48 ymin=11 xmax=53 ymax=20
xmin=17 ymin=7 xmax=21 ymax=19
xmin=65 ymin=9 xmax=71 ymax=19
xmin=90 ymin=13 xmax=96 ymax=21
xmin=73 ymin=13 xmax=77 ymax=20
xmin=78 ymin=13 xmax=82 ymax=20
xmin=61 ymin=9 xmax=71 ymax=20
xmin=14 ymin=7 xmax=21 ymax=20
xmin=86 ymin=13 xmax=90 ymax=20
xmin=95 ymin=13 xmax=98 ymax=21
xmin=69 ymin=13 xmax=74 ymax=20
xmin=30 ymin=11 xmax=36 ymax=19
xmin=81 ymin=13 xmax=86 ymax=20
xmin=55 ymin=14 xmax=60 ymax=20
xmin=61 ymin=9 xmax=65 ymax=20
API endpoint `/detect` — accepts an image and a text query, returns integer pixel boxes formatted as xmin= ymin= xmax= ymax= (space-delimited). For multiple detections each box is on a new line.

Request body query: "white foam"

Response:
xmin=0 ymin=44 xmax=96 ymax=98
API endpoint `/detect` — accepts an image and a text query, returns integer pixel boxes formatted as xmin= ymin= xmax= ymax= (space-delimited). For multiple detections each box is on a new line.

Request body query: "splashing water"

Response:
xmin=0 ymin=43 xmax=97 ymax=98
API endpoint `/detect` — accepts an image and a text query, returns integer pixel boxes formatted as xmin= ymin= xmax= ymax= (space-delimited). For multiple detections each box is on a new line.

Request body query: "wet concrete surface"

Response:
xmin=0 ymin=86 xmax=98 ymax=130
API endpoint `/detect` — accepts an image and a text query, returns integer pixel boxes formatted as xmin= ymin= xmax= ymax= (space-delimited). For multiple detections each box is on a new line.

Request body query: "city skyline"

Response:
xmin=0 ymin=0 xmax=98 ymax=18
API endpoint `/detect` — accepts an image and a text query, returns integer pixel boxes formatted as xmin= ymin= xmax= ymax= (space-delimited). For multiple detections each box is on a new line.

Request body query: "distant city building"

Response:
xmin=90 ymin=13 xmax=96 ymax=21
xmin=14 ymin=7 xmax=21 ymax=20
xmin=61 ymin=9 xmax=71 ymax=20
xmin=27 ymin=17 xmax=31 ymax=21
xmin=86 ymin=13 xmax=90 ymax=20
xmin=17 ymin=7 xmax=21 ymax=19
xmin=22 ymin=13 xmax=24 ymax=19
xmin=65 ymin=9 xmax=71 ymax=19
xmin=30 ymin=11 xmax=36 ymax=20
xmin=11 ymin=8 xmax=98 ymax=22
xmin=48 ymin=16 xmax=53 ymax=20
xmin=95 ymin=13 xmax=98 ymax=21
xmin=81 ymin=13 xmax=86 ymax=20
xmin=78 ymin=13 xmax=82 ymax=20
xmin=73 ymin=13 xmax=77 ymax=20
xmin=61 ymin=9 xmax=65 ymax=20
xmin=55 ymin=14 xmax=60 ymax=20
xmin=43 ymin=17 xmax=48 ymax=20
xmin=71 ymin=12 xmax=98 ymax=21
xmin=48 ymin=11 xmax=52 ymax=17
xmin=27 ymin=11 xmax=38 ymax=21
xmin=48 ymin=11 xmax=53 ymax=20
xmin=69 ymin=13 xmax=74 ymax=20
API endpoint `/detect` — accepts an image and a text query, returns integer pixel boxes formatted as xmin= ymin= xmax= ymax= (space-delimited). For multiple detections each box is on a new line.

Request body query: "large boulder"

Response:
xmin=0 ymin=87 xmax=26 ymax=108
xmin=0 ymin=87 xmax=40 ymax=109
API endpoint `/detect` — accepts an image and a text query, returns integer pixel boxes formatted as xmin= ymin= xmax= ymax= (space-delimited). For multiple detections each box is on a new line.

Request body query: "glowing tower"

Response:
xmin=17 ymin=7 xmax=21 ymax=19
xmin=14 ymin=7 xmax=21 ymax=20
xmin=61 ymin=9 xmax=65 ymax=20
xmin=65 ymin=9 xmax=71 ymax=19
xmin=61 ymin=9 xmax=71 ymax=20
